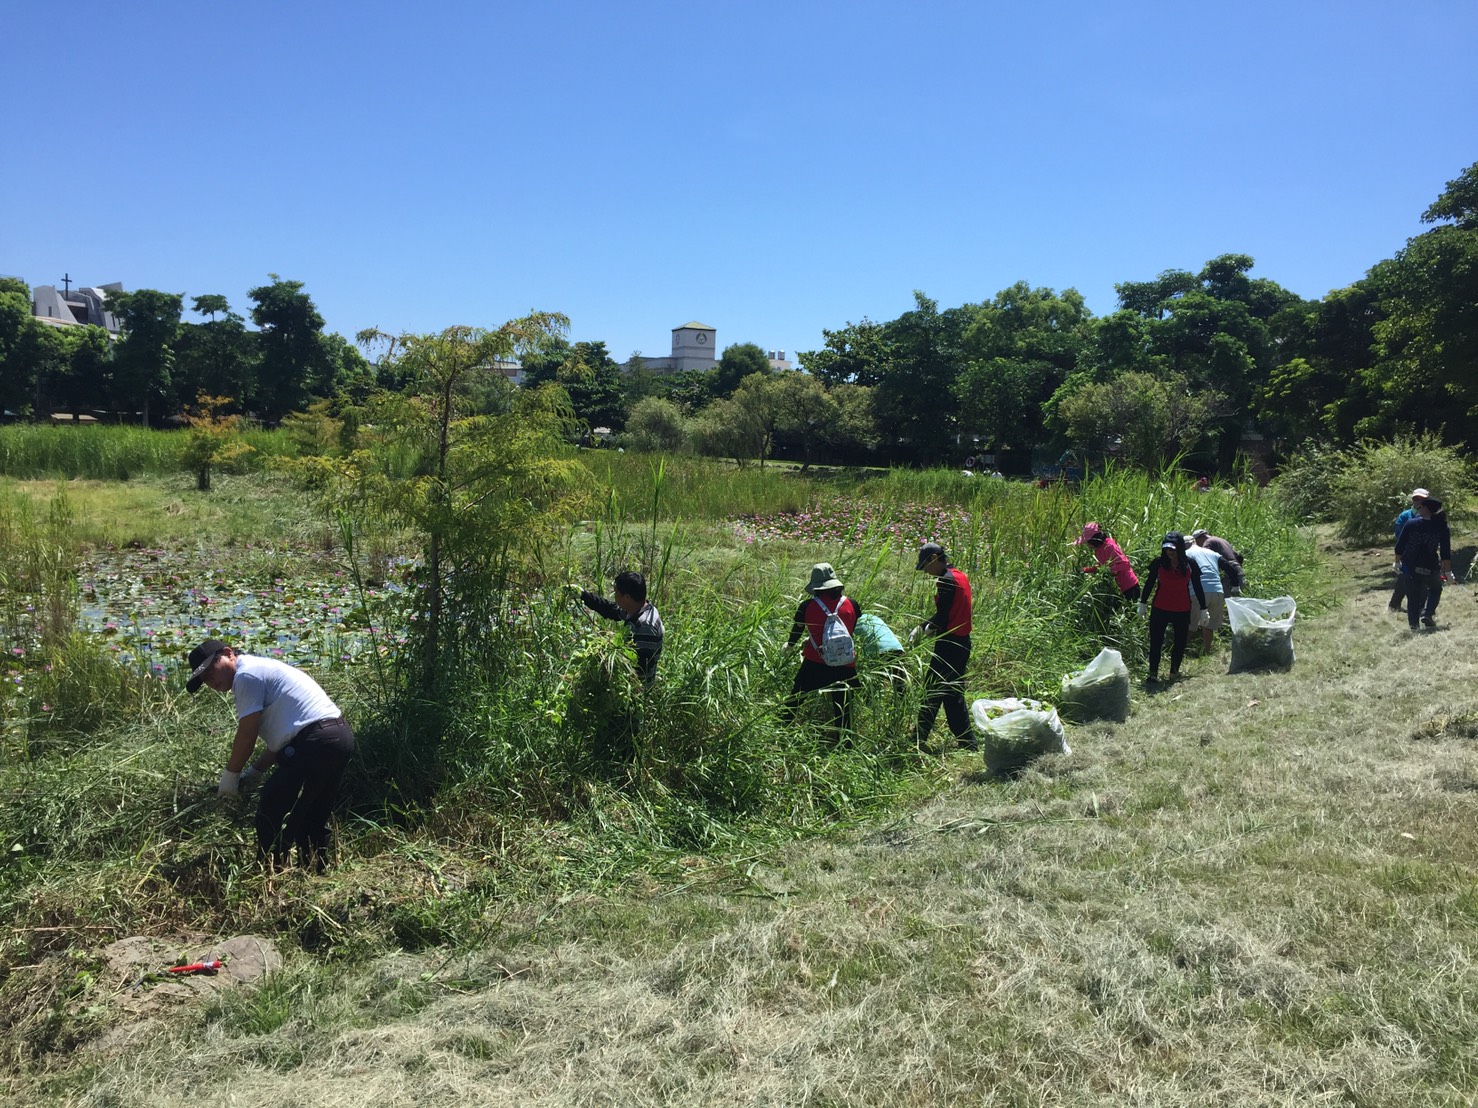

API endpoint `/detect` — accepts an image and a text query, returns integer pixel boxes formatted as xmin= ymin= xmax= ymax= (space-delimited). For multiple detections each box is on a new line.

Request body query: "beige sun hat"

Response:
xmin=805 ymin=563 xmax=844 ymax=594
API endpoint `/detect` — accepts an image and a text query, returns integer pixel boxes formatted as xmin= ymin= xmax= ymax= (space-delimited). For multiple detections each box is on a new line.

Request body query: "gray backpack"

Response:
xmin=810 ymin=595 xmax=856 ymax=667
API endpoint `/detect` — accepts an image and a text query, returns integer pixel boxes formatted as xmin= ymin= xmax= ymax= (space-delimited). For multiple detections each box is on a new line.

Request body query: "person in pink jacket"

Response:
xmin=1073 ymin=522 xmax=1141 ymax=603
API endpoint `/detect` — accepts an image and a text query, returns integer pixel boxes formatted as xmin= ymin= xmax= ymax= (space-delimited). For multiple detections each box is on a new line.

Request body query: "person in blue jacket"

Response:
xmin=1389 ymin=487 xmax=1429 ymax=613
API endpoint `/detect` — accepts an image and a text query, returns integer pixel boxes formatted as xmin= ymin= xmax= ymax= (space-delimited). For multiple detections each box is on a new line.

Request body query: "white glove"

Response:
xmin=1198 ymin=610 xmax=1211 ymax=629
xmin=1135 ymin=602 xmax=1147 ymax=618
xmin=217 ymin=769 xmax=241 ymax=797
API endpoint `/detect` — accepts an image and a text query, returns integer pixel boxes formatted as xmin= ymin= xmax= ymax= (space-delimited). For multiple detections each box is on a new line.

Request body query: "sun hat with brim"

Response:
xmin=1422 ymin=496 xmax=1444 ymax=513
xmin=805 ymin=563 xmax=844 ymax=594
xmin=1192 ymin=528 xmax=1209 ymax=540
xmin=915 ymin=542 xmax=947 ymax=570
xmin=186 ymin=638 xmax=229 ymax=693
xmin=1072 ymin=522 xmax=1103 ymax=546
xmin=1411 ymin=487 xmax=1431 ymax=500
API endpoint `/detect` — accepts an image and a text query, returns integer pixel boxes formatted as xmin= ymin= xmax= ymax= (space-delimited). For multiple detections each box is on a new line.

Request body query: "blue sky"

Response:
xmin=4 ymin=0 xmax=1475 ymax=363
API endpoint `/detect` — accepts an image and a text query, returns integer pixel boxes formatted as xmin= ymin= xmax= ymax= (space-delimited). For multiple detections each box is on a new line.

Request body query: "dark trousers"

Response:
xmin=256 ymin=717 xmax=355 ymax=870
xmin=916 ymin=634 xmax=972 ymax=746
xmin=1147 ymin=608 xmax=1190 ymax=678
xmin=1403 ymin=572 xmax=1442 ymax=628
xmin=786 ymin=660 xmax=860 ymax=737
xmin=1390 ymin=572 xmax=1408 ymax=611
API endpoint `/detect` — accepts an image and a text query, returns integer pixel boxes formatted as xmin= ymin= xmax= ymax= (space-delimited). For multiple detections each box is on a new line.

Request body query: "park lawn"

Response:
xmin=12 ymin=537 xmax=1478 ymax=1107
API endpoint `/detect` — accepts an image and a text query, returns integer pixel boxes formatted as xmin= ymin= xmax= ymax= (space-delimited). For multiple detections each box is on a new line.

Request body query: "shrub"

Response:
xmin=1329 ymin=434 xmax=1473 ymax=544
xmin=1267 ymin=442 xmax=1346 ymax=522
xmin=624 ymin=396 xmax=688 ymax=454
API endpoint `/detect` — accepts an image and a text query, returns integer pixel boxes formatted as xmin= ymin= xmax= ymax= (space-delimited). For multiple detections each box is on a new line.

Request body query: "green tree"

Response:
xmin=624 ymin=395 xmax=688 ymax=453
xmin=174 ymin=295 xmax=257 ymax=410
xmin=108 ymin=288 xmax=183 ymax=424
xmin=798 ymin=319 xmax=889 ymax=387
xmin=248 ymin=275 xmax=333 ymax=421
xmin=688 ymin=394 xmax=765 ymax=466
xmin=711 ymin=342 xmax=772 ymax=397
xmin=871 ymin=292 xmax=977 ymax=465
xmin=1057 ymin=371 xmax=1215 ymax=469
xmin=340 ymin=316 xmax=588 ymax=688
xmin=1368 ymin=161 xmax=1478 ymax=443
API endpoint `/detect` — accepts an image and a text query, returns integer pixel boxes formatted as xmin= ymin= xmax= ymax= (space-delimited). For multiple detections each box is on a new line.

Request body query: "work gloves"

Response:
xmin=1135 ymin=602 xmax=1147 ymax=618
xmin=217 ymin=765 xmax=262 ymax=797
xmin=1198 ymin=610 xmax=1211 ymax=629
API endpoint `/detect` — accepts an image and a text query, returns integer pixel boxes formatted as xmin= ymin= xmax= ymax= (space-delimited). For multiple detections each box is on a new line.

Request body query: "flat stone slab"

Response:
xmin=101 ymin=934 xmax=283 ymax=1013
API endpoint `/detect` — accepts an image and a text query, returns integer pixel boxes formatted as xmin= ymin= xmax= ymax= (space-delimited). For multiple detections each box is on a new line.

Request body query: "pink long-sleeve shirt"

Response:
xmin=1088 ymin=536 xmax=1139 ymax=593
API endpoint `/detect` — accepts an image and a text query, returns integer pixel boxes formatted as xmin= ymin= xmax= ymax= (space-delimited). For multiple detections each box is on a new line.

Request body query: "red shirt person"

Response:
xmin=913 ymin=542 xmax=975 ymax=750
xmin=784 ymin=562 xmax=861 ymax=740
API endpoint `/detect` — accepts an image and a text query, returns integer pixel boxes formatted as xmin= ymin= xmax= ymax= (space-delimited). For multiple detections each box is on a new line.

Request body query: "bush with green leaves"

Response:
xmin=1267 ymin=442 xmax=1346 ymax=523
xmin=1329 ymin=434 xmax=1472 ymax=544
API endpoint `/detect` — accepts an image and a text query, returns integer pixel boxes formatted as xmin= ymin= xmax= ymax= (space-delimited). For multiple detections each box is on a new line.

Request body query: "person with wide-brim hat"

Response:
xmin=783 ymin=562 xmax=861 ymax=741
xmin=1395 ymin=495 xmax=1453 ymax=630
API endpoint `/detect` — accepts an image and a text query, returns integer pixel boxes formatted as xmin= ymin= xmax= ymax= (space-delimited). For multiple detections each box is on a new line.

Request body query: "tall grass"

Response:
xmin=0 ymin=425 xmax=298 ymax=479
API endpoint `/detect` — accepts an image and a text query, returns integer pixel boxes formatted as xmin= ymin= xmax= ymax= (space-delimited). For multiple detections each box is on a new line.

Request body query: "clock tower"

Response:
xmin=670 ymin=322 xmax=717 ymax=372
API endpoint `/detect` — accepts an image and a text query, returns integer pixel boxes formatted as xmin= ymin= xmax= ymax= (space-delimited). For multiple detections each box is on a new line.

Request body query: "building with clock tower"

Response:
xmin=622 ymin=321 xmax=717 ymax=375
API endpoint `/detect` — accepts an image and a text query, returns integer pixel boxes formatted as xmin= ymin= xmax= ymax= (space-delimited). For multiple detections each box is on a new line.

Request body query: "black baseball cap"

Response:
xmin=186 ymin=638 xmax=229 ymax=693
xmin=916 ymin=542 xmax=947 ymax=570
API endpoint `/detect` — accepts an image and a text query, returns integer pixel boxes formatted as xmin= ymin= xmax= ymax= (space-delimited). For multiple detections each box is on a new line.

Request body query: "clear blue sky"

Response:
xmin=4 ymin=0 xmax=1475 ymax=362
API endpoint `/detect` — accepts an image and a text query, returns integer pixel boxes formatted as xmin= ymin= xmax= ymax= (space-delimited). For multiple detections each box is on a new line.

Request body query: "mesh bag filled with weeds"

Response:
xmin=1059 ymin=647 xmax=1131 ymax=723
xmin=1226 ymin=595 xmax=1296 ymax=673
xmin=970 ymin=697 xmax=1070 ymax=777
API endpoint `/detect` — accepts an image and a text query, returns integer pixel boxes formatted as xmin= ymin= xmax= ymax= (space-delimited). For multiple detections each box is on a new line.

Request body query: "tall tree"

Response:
xmin=174 ymin=295 xmax=257 ymax=409
xmin=248 ymin=275 xmax=333 ymax=421
xmin=711 ymin=342 xmax=772 ymax=397
xmin=1369 ymin=161 xmax=1478 ymax=443
xmin=108 ymin=288 xmax=184 ymax=425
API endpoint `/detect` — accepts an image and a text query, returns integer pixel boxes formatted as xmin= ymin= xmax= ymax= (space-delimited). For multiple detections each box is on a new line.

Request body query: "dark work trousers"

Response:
xmin=1121 ymin=584 xmax=1142 ymax=604
xmin=916 ymin=634 xmax=972 ymax=747
xmin=785 ymin=660 xmax=860 ymax=741
xmin=1389 ymin=571 xmax=1408 ymax=611
xmin=1147 ymin=607 xmax=1191 ymax=678
xmin=256 ymin=717 xmax=355 ymax=870
xmin=1403 ymin=572 xmax=1442 ymax=628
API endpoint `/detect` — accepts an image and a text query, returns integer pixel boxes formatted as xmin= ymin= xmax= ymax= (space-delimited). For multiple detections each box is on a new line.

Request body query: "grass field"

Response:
xmin=2 ymin=453 xmax=1470 ymax=1105
xmin=5 ymin=534 xmax=1475 ymax=1104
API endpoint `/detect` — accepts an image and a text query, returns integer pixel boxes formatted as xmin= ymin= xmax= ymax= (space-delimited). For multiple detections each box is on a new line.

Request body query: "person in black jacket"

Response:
xmin=577 ymin=570 xmax=664 ymax=682
xmin=1394 ymin=496 xmax=1453 ymax=630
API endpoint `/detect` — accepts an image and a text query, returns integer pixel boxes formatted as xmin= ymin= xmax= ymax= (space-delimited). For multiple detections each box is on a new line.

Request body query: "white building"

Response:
xmin=624 ymin=322 xmax=718 ymax=375
xmin=31 ymin=280 xmax=123 ymax=336
xmin=622 ymin=324 xmax=794 ymax=375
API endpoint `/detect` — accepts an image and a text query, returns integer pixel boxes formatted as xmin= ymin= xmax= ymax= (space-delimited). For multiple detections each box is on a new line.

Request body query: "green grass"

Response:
xmin=2 ymin=458 xmax=1415 ymax=1106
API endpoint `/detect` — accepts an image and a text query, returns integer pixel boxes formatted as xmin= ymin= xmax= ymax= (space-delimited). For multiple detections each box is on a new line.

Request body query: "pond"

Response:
xmin=73 ymin=542 xmax=413 ymax=680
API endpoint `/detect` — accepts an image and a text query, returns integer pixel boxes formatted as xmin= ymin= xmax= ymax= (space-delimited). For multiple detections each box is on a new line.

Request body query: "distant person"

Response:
xmin=1195 ymin=476 xmax=1211 ymax=493
xmin=912 ymin=542 xmax=974 ymax=750
xmin=1191 ymin=529 xmax=1245 ymax=596
xmin=577 ymin=570 xmax=664 ymax=684
xmin=784 ymin=563 xmax=861 ymax=738
xmin=1138 ymin=533 xmax=1208 ymax=684
xmin=1388 ymin=487 xmax=1429 ymax=613
xmin=1394 ymin=495 xmax=1453 ymax=630
xmin=188 ymin=639 xmax=354 ymax=871
xmin=1183 ymin=537 xmax=1227 ymax=653
xmin=1072 ymin=522 xmax=1140 ymax=603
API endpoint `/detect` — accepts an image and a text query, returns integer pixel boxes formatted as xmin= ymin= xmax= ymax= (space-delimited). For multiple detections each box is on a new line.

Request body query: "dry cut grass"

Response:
xmin=20 ymin=536 xmax=1478 ymax=1107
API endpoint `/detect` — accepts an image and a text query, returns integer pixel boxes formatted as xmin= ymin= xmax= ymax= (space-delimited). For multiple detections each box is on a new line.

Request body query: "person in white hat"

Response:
xmin=1389 ymin=487 xmax=1430 ymax=612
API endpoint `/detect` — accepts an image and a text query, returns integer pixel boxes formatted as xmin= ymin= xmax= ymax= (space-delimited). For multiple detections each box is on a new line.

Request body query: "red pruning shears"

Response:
xmin=168 ymin=959 xmax=224 ymax=975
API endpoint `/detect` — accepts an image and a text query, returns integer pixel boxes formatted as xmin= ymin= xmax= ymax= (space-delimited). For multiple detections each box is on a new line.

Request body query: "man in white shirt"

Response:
xmin=187 ymin=639 xmax=355 ymax=870
xmin=1183 ymin=542 xmax=1226 ymax=653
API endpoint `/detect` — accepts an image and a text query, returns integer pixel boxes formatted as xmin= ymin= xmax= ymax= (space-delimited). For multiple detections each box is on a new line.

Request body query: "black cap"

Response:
xmin=186 ymin=638 xmax=229 ymax=693
xmin=916 ymin=542 xmax=946 ymax=570
xmin=1423 ymin=496 xmax=1444 ymax=513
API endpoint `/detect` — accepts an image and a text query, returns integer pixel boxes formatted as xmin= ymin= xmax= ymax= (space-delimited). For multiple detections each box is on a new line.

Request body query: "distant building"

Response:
xmin=622 ymin=324 xmax=794 ymax=376
xmin=31 ymin=280 xmax=123 ymax=336
xmin=624 ymin=322 xmax=718 ymax=375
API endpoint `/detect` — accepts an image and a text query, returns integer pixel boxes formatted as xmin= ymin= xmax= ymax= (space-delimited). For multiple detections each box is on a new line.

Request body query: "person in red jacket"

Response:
xmin=912 ymin=542 xmax=974 ymax=750
xmin=784 ymin=562 xmax=861 ymax=738
xmin=1138 ymin=532 xmax=1208 ymax=683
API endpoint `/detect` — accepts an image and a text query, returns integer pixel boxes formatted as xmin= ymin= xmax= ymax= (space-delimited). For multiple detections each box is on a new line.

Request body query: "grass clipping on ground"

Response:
xmin=18 ymin=542 xmax=1478 ymax=1107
